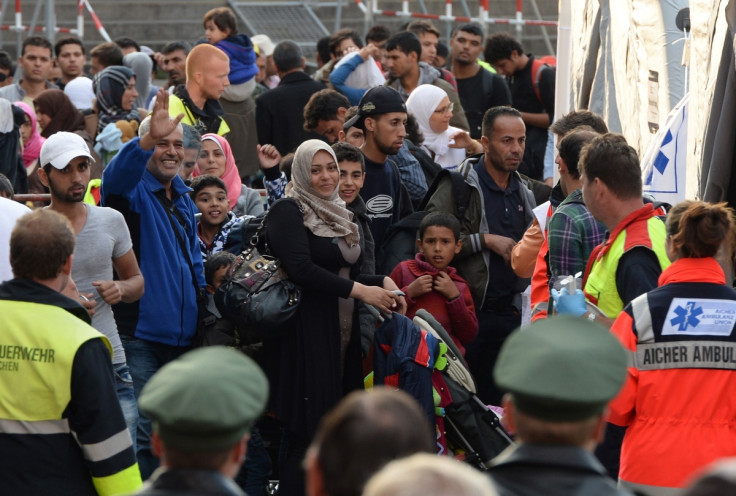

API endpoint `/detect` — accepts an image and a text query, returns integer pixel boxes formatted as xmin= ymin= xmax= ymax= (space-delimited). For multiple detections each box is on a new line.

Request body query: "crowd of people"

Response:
xmin=1 ymin=7 xmax=736 ymax=496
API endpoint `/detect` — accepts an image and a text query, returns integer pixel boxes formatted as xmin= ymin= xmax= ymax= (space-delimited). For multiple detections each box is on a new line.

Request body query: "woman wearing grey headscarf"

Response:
xmin=263 ymin=139 xmax=406 ymax=495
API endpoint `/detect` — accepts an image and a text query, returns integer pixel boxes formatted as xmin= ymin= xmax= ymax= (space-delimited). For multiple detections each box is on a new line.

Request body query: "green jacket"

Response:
xmin=425 ymin=155 xmax=536 ymax=307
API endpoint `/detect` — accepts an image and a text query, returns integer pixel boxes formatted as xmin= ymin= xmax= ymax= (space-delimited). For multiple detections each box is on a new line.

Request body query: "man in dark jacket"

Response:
xmin=255 ymin=40 xmax=326 ymax=155
xmin=488 ymin=316 xmax=633 ymax=496
xmin=134 ymin=347 xmax=268 ymax=496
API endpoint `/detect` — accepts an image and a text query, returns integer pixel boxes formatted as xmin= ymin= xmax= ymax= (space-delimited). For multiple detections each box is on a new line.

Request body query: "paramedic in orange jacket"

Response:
xmin=609 ymin=200 xmax=736 ymax=495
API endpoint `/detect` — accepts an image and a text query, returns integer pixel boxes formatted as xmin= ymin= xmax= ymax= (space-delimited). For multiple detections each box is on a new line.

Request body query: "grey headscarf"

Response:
xmin=123 ymin=52 xmax=152 ymax=109
xmin=286 ymin=139 xmax=360 ymax=247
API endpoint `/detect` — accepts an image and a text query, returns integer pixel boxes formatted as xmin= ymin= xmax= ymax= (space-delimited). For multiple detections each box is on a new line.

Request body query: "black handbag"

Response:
xmin=216 ymin=212 xmax=301 ymax=338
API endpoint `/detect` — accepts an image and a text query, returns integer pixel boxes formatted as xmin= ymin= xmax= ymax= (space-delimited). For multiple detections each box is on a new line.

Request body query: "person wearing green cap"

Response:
xmin=134 ymin=346 xmax=269 ymax=496
xmin=486 ymin=316 xmax=633 ymax=496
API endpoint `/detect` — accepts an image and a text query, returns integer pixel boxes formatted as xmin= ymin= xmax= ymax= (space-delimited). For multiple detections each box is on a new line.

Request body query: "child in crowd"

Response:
xmin=200 ymin=251 xmax=270 ymax=496
xmin=389 ymin=212 xmax=478 ymax=356
xmin=340 ymin=106 xmax=365 ymax=147
xmin=203 ymin=7 xmax=258 ymax=99
xmin=190 ymin=175 xmax=250 ymax=262
xmin=332 ymin=141 xmax=376 ymax=356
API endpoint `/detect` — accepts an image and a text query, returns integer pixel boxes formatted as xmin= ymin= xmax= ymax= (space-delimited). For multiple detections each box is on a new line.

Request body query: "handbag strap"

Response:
xmin=154 ymin=189 xmax=201 ymax=294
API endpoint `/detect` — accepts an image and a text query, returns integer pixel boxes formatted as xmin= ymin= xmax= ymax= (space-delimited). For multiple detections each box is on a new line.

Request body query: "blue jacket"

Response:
xmin=373 ymin=312 xmax=439 ymax=426
xmin=101 ymin=137 xmax=205 ymax=346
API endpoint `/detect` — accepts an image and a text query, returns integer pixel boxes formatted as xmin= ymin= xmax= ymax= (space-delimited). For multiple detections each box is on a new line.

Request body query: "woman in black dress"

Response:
xmin=265 ymin=139 xmax=405 ymax=495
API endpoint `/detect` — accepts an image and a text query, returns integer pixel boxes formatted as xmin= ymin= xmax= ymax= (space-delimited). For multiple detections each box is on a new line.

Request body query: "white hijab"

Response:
xmin=406 ymin=84 xmax=456 ymax=160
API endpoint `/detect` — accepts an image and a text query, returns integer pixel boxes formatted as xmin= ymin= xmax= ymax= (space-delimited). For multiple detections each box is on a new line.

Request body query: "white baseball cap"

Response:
xmin=251 ymin=34 xmax=276 ymax=57
xmin=40 ymin=132 xmax=94 ymax=169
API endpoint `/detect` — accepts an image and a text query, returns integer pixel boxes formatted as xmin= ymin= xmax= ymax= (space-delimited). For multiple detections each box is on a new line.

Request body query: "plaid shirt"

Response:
xmin=547 ymin=188 xmax=605 ymax=286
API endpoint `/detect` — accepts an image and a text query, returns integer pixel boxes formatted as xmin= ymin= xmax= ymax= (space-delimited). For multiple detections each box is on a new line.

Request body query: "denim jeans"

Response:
xmin=113 ymin=363 xmax=138 ymax=453
xmin=234 ymin=424 xmax=272 ymax=496
xmin=121 ymin=335 xmax=189 ymax=481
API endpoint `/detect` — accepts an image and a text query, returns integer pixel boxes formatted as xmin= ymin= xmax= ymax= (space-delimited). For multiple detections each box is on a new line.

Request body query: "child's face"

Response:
xmin=342 ymin=126 xmax=365 ymax=148
xmin=338 ymin=160 xmax=364 ymax=205
xmin=417 ymin=225 xmax=462 ymax=271
xmin=205 ymin=20 xmax=229 ymax=44
xmin=206 ymin=265 xmax=230 ymax=294
xmin=195 ymin=185 xmax=229 ymax=227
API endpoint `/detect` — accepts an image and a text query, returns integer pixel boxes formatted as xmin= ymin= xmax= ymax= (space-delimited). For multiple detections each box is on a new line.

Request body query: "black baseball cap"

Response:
xmin=344 ymin=86 xmax=407 ymax=130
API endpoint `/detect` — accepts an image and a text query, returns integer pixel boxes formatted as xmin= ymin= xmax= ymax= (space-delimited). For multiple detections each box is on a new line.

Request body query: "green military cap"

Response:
xmin=139 ymin=347 xmax=269 ymax=451
xmin=494 ymin=316 xmax=628 ymax=422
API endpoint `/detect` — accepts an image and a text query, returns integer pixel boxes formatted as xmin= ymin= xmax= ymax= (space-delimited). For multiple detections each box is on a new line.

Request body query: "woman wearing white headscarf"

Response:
xmin=263 ymin=139 xmax=406 ymax=496
xmin=406 ymin=84 xmax=482 ymax=169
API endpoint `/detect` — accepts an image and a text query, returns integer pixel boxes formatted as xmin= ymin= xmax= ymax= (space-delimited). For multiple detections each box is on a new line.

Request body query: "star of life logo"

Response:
xmin=662 ymin=298 xmax=736 ymax=336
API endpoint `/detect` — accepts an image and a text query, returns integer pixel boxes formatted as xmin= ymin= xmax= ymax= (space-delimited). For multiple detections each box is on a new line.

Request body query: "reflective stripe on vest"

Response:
xmin=0 ymin=300 xmax=110 ymax=421
xmin=584 ymin=217 xmax=670 ymax=318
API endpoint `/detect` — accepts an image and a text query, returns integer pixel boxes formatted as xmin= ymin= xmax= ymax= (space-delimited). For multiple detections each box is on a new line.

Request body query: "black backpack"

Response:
xmin=377 ymin=169 xmax=472 ymax=275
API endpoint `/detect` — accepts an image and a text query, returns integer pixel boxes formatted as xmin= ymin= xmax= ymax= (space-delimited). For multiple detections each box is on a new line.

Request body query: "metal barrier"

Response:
xmin=0 ymin=0 xmax=111 ymax=53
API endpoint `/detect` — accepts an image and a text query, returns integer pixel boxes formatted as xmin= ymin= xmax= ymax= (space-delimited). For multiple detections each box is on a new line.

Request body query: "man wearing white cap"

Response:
xmin=251 ymin=34 xmax=279 ymax=88
xmin=39 ymin=131 xmax=145 ymax=448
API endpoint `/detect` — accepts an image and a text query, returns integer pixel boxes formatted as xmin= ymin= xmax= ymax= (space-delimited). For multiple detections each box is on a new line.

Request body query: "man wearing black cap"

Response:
xmin=345 ymin=85 xmax=413 ymax=260
xmin=134 ymin=347 xmax=269 ymax=495
xmin=487 ymin=316 xmax=632 ymax=496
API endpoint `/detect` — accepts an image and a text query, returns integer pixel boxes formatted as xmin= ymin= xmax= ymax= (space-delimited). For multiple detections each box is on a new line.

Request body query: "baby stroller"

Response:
xmin=371 ymin=308 xmax=513 ymax=470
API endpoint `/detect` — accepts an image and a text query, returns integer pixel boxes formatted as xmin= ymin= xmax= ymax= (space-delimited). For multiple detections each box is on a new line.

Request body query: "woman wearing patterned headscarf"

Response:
xmin=263 ymin=139 xmax=406 ymax=496
xmin=92 ymin=65 xmax=140 ymax=134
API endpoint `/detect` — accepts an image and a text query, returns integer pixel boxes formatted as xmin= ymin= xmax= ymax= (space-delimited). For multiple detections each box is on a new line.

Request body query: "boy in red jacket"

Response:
xmin=390 ymin=212 xmax=478 ymax=356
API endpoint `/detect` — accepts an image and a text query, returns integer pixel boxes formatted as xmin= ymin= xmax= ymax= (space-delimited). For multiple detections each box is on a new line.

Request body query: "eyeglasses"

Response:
xmin=0 ymin=73 xmax=7 ymax=82
xmin=433 ymin=103 xmax=454 ymax=115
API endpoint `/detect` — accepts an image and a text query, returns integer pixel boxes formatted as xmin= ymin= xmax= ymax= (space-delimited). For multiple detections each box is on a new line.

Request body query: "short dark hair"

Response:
xmin=366 ymin=25 xmax=391 ymax=44
xmin=455 ymin=23 xmax=484 ymax=40
xmin=0 ymin=173 xmax=14 ymax=198
xmin=90 ymin=42 xmax=124 ymax=67
xmin=329 ymin=28 xmax=363 ymax=57
xmin=54 ymin=37 xmax=85 ymax=57
xmin=0 ymin=50 xmax=15 ymax=73
xmin=304 ymin=89 xmax=350 ymax=131
xmin=22 ymin=36 xmax=52 ymax=57
xmin=418 ymin=212 xmax=460 ymax=241
xmin=579 ymin=133 xmax=642 ymax=200
xmin=550 ymin=110 xmax=609 ymax=136
xmin=161 ymin=41 xmax=191 ymax=56
xmin=114 ymin=37 xmax=140 ymax=52
xmin=484 ymin=32 xmax=523 ymax=64
xmin=272 ymin=40 xmax=302 ymax=73
xmin=406 ymin=20 xmax=440 ymax=38
xmin=11 ymin=209 xmax=75 ymax=280
xmin=436 ymin=41 xmax=449 ymax=59
xmin=189 ymin=174 xmax=228 ymax=198
xmin=205 ymin=251 xmax=236 ymax=286
xmin=203 ymin=7 xmax=238 ymax=36
xmin=316 ymin=36 xmax=331 ymax=64
xmin=280 ymin=153 xmax=295 ymax=182
xmin=311 ymin=388 xmax=435 ymax=496
xmin=481 ymin=106 xmax=522 ymax=138
xmin=557 ymin=129 xmax=598 ymax=180
xmin=385 ymin=31 xmax=421 ymax=59
xmin=332 ymin=142 xmax=365 ymax=171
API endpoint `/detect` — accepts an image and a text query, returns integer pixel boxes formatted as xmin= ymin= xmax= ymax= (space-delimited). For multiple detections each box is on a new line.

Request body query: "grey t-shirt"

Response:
xmin=72 ymin=205 xmax=133 ymax=364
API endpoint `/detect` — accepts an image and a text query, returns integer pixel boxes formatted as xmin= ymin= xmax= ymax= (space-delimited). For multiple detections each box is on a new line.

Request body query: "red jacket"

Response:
xmin=390 ymin=254 xmax=478 ymax=356
xmin=609 ymin=257 xmax=736 ymax=492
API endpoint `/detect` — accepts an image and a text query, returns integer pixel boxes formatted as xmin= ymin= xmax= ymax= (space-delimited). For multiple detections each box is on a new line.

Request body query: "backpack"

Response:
xmin=377 ymin=169 xmax=472 ymax=275
xmin=530 ymin=56 xmax=556 ymax=107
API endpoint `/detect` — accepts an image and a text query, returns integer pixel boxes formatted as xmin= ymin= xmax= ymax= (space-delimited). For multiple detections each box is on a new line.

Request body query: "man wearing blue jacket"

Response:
xmin=101 ymin=88 xmax=203 ymax=480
